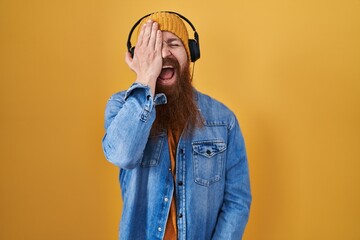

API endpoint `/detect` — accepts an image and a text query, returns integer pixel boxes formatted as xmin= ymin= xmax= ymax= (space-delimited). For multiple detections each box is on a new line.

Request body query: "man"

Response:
xmin=102 ymin=11 xmax=251 ymax=240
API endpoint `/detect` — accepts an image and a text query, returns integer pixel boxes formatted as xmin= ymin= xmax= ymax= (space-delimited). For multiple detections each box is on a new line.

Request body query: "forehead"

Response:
xmin=162 ymin=31 xmax=182 ymax=42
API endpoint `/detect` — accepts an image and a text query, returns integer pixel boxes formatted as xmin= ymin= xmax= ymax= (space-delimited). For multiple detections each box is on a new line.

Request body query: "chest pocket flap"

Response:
xmin=193 ymin=141 xmax=227 ymax=158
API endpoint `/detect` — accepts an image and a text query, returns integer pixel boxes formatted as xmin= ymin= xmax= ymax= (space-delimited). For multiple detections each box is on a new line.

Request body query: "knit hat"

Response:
xmin=137 ymin=12 xmax=190 ymax=59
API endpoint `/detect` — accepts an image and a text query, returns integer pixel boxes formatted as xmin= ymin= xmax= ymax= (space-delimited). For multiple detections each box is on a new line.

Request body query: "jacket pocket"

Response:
xmin=192 ymin=140 xmax=226 ymax=186
xmin=140 ymin=134 xmax=165 ymax=167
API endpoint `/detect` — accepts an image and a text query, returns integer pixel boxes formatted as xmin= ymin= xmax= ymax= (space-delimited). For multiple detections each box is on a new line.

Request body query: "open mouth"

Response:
xmin=158 ymin=66 xmax=175 ymax=80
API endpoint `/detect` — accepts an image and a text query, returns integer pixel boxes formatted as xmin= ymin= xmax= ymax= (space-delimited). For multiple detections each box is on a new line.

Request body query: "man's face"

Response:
xmin=151 ymin=31 xmax=201 ymax=134
xmin=157 ymin=31 xmax=189 ymax=91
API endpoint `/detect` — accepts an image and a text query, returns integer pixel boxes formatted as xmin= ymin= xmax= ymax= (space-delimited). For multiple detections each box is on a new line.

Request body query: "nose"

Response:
xmin=161 ymin=44 xmax=172 ymax=58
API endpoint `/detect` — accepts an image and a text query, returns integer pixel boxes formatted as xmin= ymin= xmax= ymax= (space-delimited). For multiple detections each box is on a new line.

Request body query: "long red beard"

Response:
xmin=151 ymin=57 xmax=201 ymax=135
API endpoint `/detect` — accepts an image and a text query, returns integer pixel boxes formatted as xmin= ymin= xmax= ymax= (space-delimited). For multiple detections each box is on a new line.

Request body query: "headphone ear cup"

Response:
xmin=188 ymin=39 xmax=200 ymax=62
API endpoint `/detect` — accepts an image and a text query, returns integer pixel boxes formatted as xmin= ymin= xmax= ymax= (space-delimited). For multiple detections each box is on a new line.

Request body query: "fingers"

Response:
xmin=136 ymin=23 xmax=146 ymax=48
xmin=141 ymin=20 xmax=153 ymax=47
xmin=137 ymin=20 xmax=159 ymax=50
xmin=147 ymin=22 xmax=159 ymax=49
xmin=154 ymin=29 xmax=162 ymax=53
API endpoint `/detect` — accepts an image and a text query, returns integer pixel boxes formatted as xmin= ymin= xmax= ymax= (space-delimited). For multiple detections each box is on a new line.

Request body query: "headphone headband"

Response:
xmin=127 ymin=11 xmax=200 ymax=62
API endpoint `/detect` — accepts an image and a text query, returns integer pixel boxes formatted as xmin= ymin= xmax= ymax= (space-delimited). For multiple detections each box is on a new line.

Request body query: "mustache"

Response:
xmin=162 ymin=57 xmax=180 ymax=69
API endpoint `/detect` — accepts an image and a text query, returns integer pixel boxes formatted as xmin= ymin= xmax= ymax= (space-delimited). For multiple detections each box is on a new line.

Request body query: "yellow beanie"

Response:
xmin=137 ymin=12 xmax=190 ymax=59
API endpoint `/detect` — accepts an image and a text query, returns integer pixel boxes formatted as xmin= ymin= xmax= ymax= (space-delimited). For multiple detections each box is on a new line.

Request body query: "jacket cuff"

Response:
xmin=125 ymin=82 xmax=167 ymax=106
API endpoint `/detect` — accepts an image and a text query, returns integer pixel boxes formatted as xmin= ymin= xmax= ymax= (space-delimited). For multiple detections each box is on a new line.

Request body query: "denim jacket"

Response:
xmin=102 ymin=83 xmax=252 ymax=240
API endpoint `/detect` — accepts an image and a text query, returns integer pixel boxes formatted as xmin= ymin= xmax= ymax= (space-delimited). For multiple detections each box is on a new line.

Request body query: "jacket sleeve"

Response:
xmin=101 ymin=83 xmax=166 ymax=169
xmin=212 ymin=115 xmax=252 ymax=239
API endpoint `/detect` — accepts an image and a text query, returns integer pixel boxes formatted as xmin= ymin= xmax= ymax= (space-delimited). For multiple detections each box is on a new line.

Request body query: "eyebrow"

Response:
xmin=164 ymin=38 xmax=182 ymax=44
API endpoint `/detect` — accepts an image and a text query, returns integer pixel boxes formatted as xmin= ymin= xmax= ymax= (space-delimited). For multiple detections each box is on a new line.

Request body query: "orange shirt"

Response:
xmin=164 ymin=129 xmax=180 ymax=240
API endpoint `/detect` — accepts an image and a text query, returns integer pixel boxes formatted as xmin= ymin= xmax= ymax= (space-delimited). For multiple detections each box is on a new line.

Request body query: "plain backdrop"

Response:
xmin=1 ymin=0 xmax=359 ymax=239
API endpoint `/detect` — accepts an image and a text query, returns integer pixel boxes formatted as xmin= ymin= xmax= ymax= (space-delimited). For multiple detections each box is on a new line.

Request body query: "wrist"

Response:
xmin=135 ymin=78 xmax=156 ymax=96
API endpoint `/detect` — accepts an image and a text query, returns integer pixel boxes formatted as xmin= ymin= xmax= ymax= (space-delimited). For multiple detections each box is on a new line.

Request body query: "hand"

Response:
xmin=125 ymin=20 xmax=163 ymax=96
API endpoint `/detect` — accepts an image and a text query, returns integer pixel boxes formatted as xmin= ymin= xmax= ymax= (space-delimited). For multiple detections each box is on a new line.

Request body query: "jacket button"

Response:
xmin=178 ymin=181 xmax=183 ymax=186
xmin=178 ymin=213 xmax=183 ymax=218
xmin=180 ymin=149 xmax=184 ymax=154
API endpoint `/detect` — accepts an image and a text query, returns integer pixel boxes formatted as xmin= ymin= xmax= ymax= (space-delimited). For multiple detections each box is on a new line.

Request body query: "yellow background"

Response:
xmin=1 ymin=0 xmax=359 ymax=239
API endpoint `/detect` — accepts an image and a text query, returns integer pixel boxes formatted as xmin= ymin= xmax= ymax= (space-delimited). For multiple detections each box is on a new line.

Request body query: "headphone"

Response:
xmin=127 ymin=11 xmax=200 ymax=62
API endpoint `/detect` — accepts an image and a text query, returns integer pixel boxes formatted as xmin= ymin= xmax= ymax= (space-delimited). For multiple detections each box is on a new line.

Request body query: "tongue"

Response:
xmin=159 ymin=68 xmax=174 ymax=80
